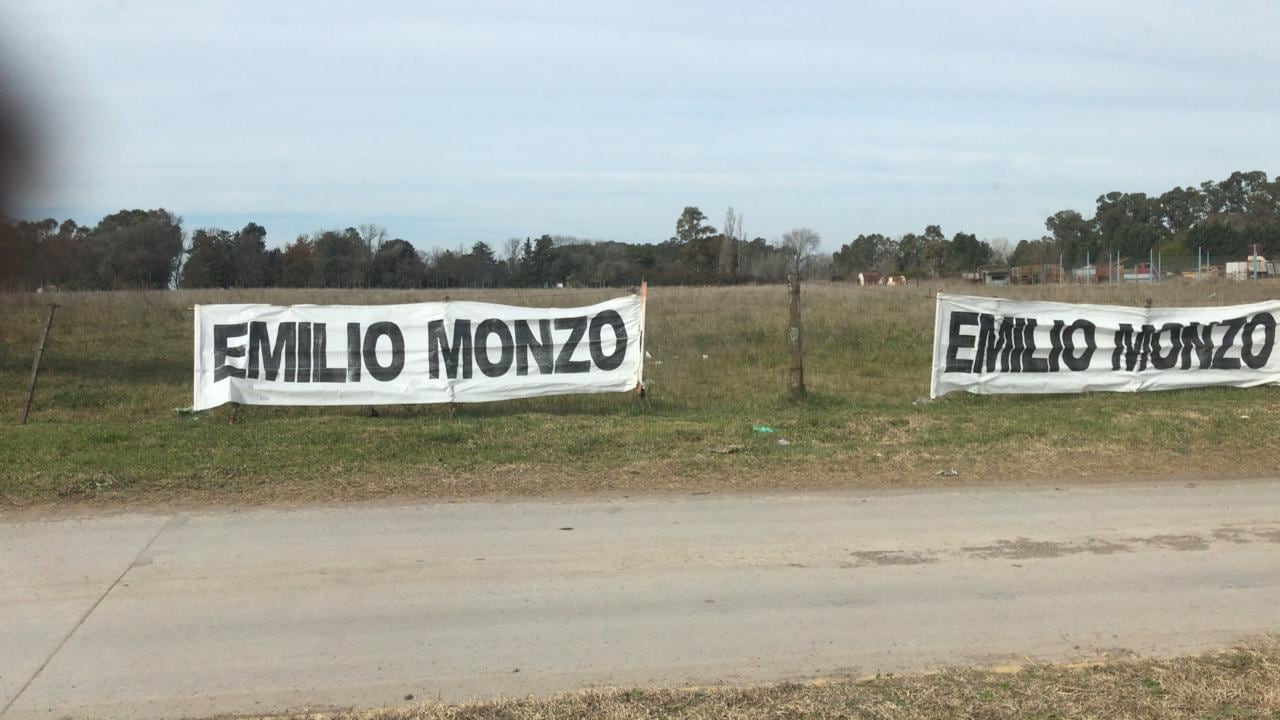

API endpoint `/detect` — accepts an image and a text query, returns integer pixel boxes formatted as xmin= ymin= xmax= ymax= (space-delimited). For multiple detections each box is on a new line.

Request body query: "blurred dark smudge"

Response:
xmin=0 ymin=66 xmax=34 ymax=219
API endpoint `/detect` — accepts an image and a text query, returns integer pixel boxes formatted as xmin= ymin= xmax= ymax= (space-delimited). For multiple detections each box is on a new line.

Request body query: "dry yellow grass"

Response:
xmin=253 ymin=641 xmax=1280 ymax=719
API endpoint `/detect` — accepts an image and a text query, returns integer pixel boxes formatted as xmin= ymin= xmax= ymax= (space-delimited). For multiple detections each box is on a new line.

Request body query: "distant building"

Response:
xmin=963 ymin=268 xmax=1009 ymax=285
xmin=1123 ymin=262 xmax=1155 ymax=282
xmin=1226 ymin=256 xmax=1278 ymax=279
xmin=1180 ymin=265 xmax=1218 ymax=280
xmin=1072 ymin=265 xmax=1098 ymax=283
xmin=982 ymin=269 xmax=1010 ymax=285
xmin=1010 ymin=264 xmax=1061 ymax=284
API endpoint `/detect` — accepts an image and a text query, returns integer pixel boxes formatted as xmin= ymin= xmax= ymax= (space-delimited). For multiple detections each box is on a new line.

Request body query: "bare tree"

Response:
xmin=502 ymin=237 xmax=522 ymax=270
xmin=719 ymin=207 xmax=741 ymax=277
xmin=170 ymin=219 xmax=189 ymax=289
xmin=781 ymin=227 xmax=820 ymax=279
xmin=358 ymin=223 xmax=388 ymax=254
xmin=499 ymin=238 xmax=519 ymax=278
xmin=988 ymin=237 xmax=1012 ymax=265
xmin=357 ymin=223 xmax=388 ymax=286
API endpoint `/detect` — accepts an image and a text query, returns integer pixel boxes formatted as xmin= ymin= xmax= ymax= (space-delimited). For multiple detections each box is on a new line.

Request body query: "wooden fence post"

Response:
xmin=19 ymin=304 xmax=58 ymax=425
xmin=635 ymin=280 xmax=648 ymax=400
xmin=787 ymin=276 xmax=805 ymax=400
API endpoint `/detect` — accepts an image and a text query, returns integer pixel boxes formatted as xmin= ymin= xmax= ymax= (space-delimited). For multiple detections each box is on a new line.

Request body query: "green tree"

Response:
xmin=37 ymin=220 xmax=91 ymax=288
xmin=310 ymin=228 xmax=368 ymax=287
xmin=465 ymin=241 xmax=501 ymax=287
xmin=948 ymin=231 xmax=991 ymax=272
xmin=833 ymin=233 xmax=894 ymax=277
xmin=672 ymin=207 xmax=718 ymax=276
xmin=371 ymin=239 xmax=425 ymax=288
xmin=278 ymin=235 xmax=316 ymax=287
xmin=90 ymin=209 xmax=185 ymax=288
xmin=523 ymin=235 xmax=556 ymax=286
xmin=1093 ymin=192 xmax=1168 ymax=258
xmin=179 ymin=228 xmax=233 ymax=288
xmin=0 ymin=217 xmax=56 ymax=289
xmin=920 ymin=224 xmax=948 ymax=277
xmin=1009 ymin=238 xmax=1057 ymax=267
xmin=230 ymin=222 xmax=267 ymax=287
xmin=897 ymin=233 xmax=924 ymax=276
xmin=1157 ymin=186 xmax=1205 ymax=236
xmin=1045 ymin=210 xmax=1096 ymax=265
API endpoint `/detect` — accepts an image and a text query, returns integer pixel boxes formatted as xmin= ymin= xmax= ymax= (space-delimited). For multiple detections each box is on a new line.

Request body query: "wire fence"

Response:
xmin=17 ymin=274 xmax=1280 ymax=422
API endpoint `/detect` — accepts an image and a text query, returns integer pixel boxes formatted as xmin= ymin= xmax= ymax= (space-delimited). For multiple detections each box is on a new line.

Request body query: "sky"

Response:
xmin=2 ymin=0 xmax=1278 ymax=253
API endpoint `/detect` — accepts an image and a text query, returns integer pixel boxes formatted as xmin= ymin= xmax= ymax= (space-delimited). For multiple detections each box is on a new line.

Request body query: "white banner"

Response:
xmin=194 ymin=296 xmax=645 ymax=410
xmin=931 ymin=293 xmax=1280 ymax=398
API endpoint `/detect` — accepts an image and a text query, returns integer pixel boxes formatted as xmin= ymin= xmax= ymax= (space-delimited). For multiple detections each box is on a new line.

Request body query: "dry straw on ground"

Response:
xmin=259 ymin=642 xmax=1279 ymax=719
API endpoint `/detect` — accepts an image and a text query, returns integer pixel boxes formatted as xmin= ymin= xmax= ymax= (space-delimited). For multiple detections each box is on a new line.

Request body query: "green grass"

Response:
xmin=3 ymin=282 xmax=1280 ymax=508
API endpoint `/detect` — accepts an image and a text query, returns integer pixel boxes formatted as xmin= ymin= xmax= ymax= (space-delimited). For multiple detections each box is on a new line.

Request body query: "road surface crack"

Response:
xmin=0 ymin=513 xmax=180 ymax=720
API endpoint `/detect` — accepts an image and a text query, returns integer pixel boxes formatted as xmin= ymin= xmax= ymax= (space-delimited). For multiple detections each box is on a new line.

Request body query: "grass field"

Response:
xmin=3 ymin=280 xmax=1280 ymax=508
xmin=251 ymin=642 xmax=1280 ymax=719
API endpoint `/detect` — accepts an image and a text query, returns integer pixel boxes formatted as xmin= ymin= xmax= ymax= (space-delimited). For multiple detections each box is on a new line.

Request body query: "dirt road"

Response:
xmin=2 ymin=479 xmax=1278 ymax=719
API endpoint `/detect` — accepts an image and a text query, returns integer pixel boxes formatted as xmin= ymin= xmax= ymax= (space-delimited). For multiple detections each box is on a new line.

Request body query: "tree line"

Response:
xmin=0 ymin=205 xmax=806 ymax=290
xmin=1012 ymin=170 xmax=1280 ymax=271
xmin=2 ymin=170 xmax=1277 ymax=291
xmin=0 ymin=209 xmax=184 ymax=290
xmin=832 ymin=170 xmax=1280 ymax=278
